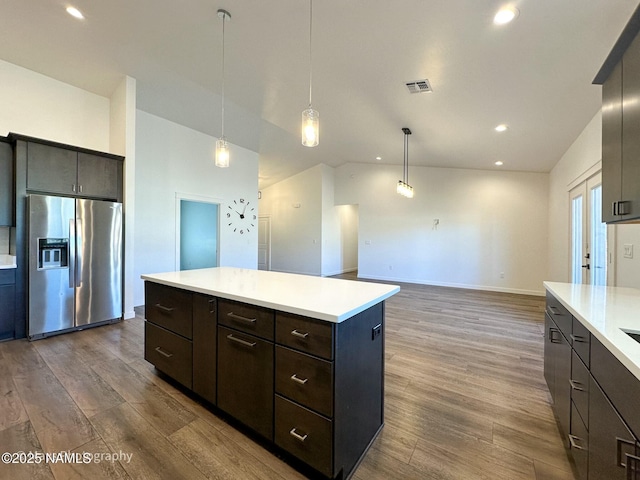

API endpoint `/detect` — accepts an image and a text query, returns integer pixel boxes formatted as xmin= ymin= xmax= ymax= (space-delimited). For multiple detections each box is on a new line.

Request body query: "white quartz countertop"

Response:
xmin=544 ymin=281 xmax=640 ymax=381
xmin=0 ymin=255 xmax=16 ymax=269
xmin=142 ymin=267 xmax=400 ymax=323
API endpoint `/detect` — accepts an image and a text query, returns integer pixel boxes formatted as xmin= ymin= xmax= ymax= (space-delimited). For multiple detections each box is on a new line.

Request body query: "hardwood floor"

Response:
xmin=0 ymin=276 xmax=575 ymax=480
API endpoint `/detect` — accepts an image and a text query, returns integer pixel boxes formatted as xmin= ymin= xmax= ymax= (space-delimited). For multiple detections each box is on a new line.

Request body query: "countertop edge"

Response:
xmin=142 ymin=273 xmax=400 ymax=323
xmin=543 ymin=281 xmax=640 ymax=381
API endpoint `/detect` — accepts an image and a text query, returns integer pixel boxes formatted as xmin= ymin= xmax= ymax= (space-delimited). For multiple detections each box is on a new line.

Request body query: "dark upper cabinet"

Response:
xmin=0 ymin=139 xmax=13 ymax=226
xmin=602 ymin=61 xmax=623 ymax=223
xmin=599 ymin=12 xmax=640 ymax=223
xmin=26 ymin=142 xmax=77 ymax=196
xmin=26 ymin=141 xmax=121 ymax=201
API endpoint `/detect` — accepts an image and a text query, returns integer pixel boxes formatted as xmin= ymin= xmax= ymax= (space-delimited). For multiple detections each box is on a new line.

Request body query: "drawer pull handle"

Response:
xmin=549 ymin=328 xmax=562 ymax=344
xmin=155 ymin=346 xmax=174 ymax=358
xmin=547 ymin=306 xmax=562 ymax=316
xmin=155 ymin=304 xmax=175 ymax=313
xmin=290 ymin=374 xmax=308 ymax=385
xmin=227 ymin=312 xmax=257 ymax=324
xmin=569 ymin=379 xmax=584 ymax=391
xmin=570 ymin=334 xmax=587 ymax=343
xmin=289 ymin=428 xmax=308 ymax=443
xmin=625 ymin=454 xmax=640 ymax=479
xmin=616 ymin=437 xmax=636 ymax=468
xmin=568 ymin=434 xmax=586 ymax=451
xmin=291 ymin=329 xmax=309 ymax=339
xmin=227 ymin=334 xmax=257 ymax=348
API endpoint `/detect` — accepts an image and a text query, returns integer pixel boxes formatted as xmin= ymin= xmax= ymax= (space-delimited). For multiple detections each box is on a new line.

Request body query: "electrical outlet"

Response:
xmin=624 ymin=244 xmax=634 ymax=259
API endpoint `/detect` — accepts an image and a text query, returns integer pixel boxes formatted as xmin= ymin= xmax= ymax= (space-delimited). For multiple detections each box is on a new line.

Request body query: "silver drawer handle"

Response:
xmin=227 ymin=312 xmax=257 ymax=324
xmin=155 ymin=346 xmax=173 ymax=358
xmin=289 ymin=428 xmax=308 ymax=443
xmin=569 ymin=379 xmax=584 ymax=391
xmin=290 ymin=374 xmax=308 ymax=385
xmin=569 ymin=434 xmax=586 ymax=451
xmin=547 ymin=306 xmax=561 ymax=316
xmin=155 ymin=304 xmax=175 ymax=313
xmin=291 ymin=329 xmax=309 ymax=339
xmin=227 ymin=334 xmax=257 ymax=348
xmin=570 ymin=334 xmax=587 ymax=343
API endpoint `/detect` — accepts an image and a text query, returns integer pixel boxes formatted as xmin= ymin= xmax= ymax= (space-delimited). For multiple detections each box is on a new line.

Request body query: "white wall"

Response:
xmin=260 ymin=165 xmax=323 ymax=275
xmin=0 ymin=59 xmax=110 ymax=150
xmin=335 ymin=163 xmax=550 ymax=295
xmin=321 ymin=165 xmax=342 ymax=276
xmin=133 ymin=110 xmax=259 ymax=306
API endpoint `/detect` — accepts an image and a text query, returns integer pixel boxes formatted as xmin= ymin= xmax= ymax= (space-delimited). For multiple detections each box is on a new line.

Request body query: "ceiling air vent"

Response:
xmin=406 ymin=79 xmax=432 ymax=94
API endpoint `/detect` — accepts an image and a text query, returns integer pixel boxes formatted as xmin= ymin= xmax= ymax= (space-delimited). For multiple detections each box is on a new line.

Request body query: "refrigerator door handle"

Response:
xmin=76 ymin=217 xmax=83 ymax=288
xmin=69 ymin=219 xmax=76 ymax=289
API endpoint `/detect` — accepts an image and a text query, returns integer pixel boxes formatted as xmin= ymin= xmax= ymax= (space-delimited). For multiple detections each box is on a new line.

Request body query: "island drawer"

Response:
xmin=218 ymin=299 xmax=274 ymax=341
xmin=145 ymin=282 xmax=193 ymax=339
xmin=276 ymin=312 xmax=334 ymax=360
xmin=275 ymin=394 xmax=333 ymax=478
xmin=571 ymin=350 xmax=589 ymax=426
xmin=145 ymin=321 xmax=193 ymax=389
xmin=276 ymin=346 xmax=333 ymax=418
xmin=571 ymin=318 xmax=590 ymax=368
xmin=545 ymin=291 xmax=572 ymax=339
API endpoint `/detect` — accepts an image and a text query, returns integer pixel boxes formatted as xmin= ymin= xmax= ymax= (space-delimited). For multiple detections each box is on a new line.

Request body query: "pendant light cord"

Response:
xmin=308 ymin=0 xmax=313 ymax=107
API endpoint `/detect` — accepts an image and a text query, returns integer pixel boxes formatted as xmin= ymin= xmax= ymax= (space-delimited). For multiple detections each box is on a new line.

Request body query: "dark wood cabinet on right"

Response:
xmin=545 ymin=291 xmax=640 ymax=480
xmin=596 ymin=6 xmax=640 ymax=223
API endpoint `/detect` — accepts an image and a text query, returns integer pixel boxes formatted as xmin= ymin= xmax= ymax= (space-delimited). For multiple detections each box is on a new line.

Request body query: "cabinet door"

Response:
xmin=0 ymin=284 xmax=15 ymax=341
xmin=543 ymin=314 xmax=556 ymax=399
xmin=554 ymin=329 xmax=572 ymax=441
xmin=622 ymin=32 xmax=640 ymax=220
xmin=193 ymin=294 xmax=217 ymax=404
xmin=217 ymin=325 xmax=274 ymax=440
xmin=0 ymin=141 xmax=13 ymax=226
xmin=26 ymin=142 xmax=77 ymax=195
xmin=602 ymin=61 xmax=623 ymax=223
xmin=589 ymin=376 xmax=640 ymax=480
xmin=77 ymin=152 xmax=119 ymax=200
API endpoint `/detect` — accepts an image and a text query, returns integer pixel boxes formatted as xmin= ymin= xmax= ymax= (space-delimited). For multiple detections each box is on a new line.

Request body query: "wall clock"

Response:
xmin=226 ymin=198 xmax=256 ymax=234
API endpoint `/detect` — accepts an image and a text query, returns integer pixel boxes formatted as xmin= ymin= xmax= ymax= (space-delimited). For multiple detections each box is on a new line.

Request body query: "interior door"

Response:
xmin=570 ymin=173 xmax=607 ymax=285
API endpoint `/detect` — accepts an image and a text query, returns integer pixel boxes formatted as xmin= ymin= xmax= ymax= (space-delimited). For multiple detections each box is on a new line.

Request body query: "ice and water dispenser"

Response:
xmin=37 ymin=238 xmax=69 ymax=270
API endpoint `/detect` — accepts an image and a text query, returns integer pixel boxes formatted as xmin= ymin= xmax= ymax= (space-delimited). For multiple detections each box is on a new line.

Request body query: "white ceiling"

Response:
xmin=1 ymin=0 xmax=638 ymax=188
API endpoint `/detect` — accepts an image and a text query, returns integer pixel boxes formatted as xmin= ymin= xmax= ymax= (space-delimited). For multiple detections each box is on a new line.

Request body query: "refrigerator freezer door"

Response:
xmin=28 ymin=195 xmax=75 ymax=337
xmin=75 ymin=199 xmax=123 ymax=326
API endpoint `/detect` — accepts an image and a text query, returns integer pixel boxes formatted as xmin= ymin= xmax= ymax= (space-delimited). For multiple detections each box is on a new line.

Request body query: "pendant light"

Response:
xmin=397 ymin=128 xmax=414 ymax=198
xmin=215 ymin=9 xmax=231 ymax=168
xmin=302 ymin=0 xmax=319 ymax=147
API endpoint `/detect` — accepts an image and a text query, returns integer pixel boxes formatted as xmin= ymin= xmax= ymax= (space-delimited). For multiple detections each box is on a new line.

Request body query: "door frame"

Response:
xmin=175 ymin=192 xmax=223 ymax=271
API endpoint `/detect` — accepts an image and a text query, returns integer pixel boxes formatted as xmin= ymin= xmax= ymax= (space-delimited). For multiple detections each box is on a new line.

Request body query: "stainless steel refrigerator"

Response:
xmin=27 ymin=194 xmax=123 ymax=339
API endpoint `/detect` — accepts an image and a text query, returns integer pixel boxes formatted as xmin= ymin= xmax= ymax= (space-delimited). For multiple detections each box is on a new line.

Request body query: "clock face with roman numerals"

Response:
xmin=226 ymin=198 xmax=256 ymax=234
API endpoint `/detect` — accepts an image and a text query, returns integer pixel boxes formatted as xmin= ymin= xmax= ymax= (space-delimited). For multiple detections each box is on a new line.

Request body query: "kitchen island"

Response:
xmin=142 ymin=267 xmax=399 ymax=480
xmin=544 ymin=282 xmax=640 ymax=480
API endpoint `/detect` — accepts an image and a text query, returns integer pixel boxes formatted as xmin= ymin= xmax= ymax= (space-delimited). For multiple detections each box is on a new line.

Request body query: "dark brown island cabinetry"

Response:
xmin=544 ymin=290 xmax=640 ymax=480
xmin=0 ymin=270 xmax=16 ymax=341
xmin=144 ymin=281 xmax=386 ymax=480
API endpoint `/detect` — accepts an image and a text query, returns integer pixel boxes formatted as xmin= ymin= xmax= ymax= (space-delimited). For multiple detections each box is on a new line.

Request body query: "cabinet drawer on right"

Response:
xmin=275 ymin=395 xmax=333 ymax=478
xmin=571 ymin=318 xmax=591 ymax=368
xmin=276 ymin=346 xmax=333 ymax=418
xmin=571 ymin=350 xmax=590 ymax=427
xmin=218 ymin=299 xmax=274 ymax=341
xmin=276 ymin=312 xmax=334 ymax=360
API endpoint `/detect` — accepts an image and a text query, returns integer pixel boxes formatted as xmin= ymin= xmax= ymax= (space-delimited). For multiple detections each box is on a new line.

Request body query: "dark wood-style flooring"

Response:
xmin=0 ymin=276 xmax=575 ymax=479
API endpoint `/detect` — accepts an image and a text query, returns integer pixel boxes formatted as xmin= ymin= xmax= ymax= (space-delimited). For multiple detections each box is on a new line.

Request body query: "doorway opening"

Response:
xmin=177 ymin=197 xmax=219 ymax=271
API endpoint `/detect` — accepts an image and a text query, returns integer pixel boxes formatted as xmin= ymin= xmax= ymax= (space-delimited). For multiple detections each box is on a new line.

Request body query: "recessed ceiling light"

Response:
xmin=493 ymin=6 xmax=519 ymax=25
xmin=495 ymin=124 xmax=509 ymax=132
xmin=495 ymin=161 xmax=504 ymax=166
xmin=375 ymin=156 xmax=382 ymax=161
xmin=66 ymin=6 xmax=84 ymax=19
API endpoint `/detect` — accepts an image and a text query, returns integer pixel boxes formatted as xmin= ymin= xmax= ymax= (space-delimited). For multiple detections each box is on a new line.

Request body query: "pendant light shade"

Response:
xmin=215 ymin=9 xmax=231 ymax=168
xmin=302 ymin=0 xmax=319 ymax=147
xmin=397 ymin=127 xmax=414 ymax=198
